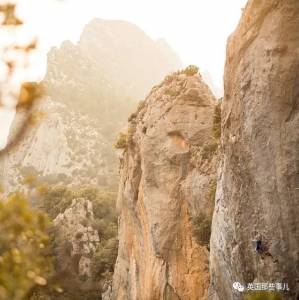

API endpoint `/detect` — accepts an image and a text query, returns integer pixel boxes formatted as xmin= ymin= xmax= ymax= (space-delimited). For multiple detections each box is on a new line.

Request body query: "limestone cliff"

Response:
xmin=209 ymin=1 xmax=299 ymax=299
xmin=112 ymin=67 xmax=218 ymax=300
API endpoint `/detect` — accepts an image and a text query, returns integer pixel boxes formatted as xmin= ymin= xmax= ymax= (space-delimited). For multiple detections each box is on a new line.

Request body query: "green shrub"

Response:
xmin=202 ymin=143 xmax=218 ymax=160
xmin=0 ymin=193 xmax=52 ymax=300
xmin=209 ymin=180 xmax=217 ymax=203
xmin=39 ymin=186 xmax=74 ymax=219
xmin=213 ymin=102 xmax=221 ymax=139
xmin=39 ymin=185 xmax=117 ymax=221
xmin=37 ymin=185 xmax=118 ymax=299
xmin=192 ymin=212 xmax=212 ymax=247
xmin=22 ymin=174 xmax=37 ymax=186
xmin=92 ymin=237 xmax=118 ymax=281
xmin=244 ymin=292 xmax=282 ymax=300
xmin=114 ymin=132 xmax=127 ymax=149
xmin=183 ymin=65 xmax=199 ymax=76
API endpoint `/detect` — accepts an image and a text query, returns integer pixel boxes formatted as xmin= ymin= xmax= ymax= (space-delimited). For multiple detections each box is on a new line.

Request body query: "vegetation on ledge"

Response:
xmin=114 ymin=132 xmax=127 ymax=149
xmin=213 ymin=101 xmax=221 ymax=139
xmin=192 ymin=212 xmax=212 ymax=248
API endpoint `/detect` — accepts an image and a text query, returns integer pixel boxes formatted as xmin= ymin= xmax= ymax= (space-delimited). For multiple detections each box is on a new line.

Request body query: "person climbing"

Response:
xmin=252 ymin=239 xmax=276 ymax=261
xmin=255 ymin=240 xmax=263 ymax=254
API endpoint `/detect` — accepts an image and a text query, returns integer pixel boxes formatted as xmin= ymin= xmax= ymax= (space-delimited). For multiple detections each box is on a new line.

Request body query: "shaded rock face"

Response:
xmin=209 ymin=1 xmax=299 ymax=299
xmin=112 ymin=70 xmax=218 ymax=300
xmin=54 ymin=198 xmax=100 ymax=278
xmin=1 ymin=98 xmax=116 ymax=193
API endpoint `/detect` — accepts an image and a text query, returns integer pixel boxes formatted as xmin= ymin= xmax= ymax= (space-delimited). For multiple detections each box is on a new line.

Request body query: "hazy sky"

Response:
xmin=0 ymin=0 xmax=247 ymax=148
xmin=18 ymin=0 xmax=247 ymax=84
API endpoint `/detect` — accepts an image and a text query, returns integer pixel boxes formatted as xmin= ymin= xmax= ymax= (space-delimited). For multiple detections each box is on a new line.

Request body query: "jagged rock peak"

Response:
xmin=45 ymin=18 xmax=182 ymax=107
xmin=112 ymin=67 xmax=219 ymax=300
xmin=79 ymin=19 xmax=180 ymax=68
xmin=79 ymin=18 xmax=182 ymax=97
xmin=79 ymin=18 xmax=180 ymax=63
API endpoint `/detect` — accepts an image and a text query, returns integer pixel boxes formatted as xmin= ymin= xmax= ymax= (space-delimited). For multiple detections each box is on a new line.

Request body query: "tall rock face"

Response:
xmin=112 ymin=67 xmax=218 ymax=300
xmin=209 ymin=1 xmax=299 ymax=299
xmin=1 ymin=19 xmax=181 ymax=193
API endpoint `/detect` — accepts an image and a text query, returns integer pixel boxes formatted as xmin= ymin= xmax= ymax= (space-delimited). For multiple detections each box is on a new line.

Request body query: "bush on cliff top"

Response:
xmin=114 ymin=132 xmax=127 ymax=149
xmin=183 ymin=65 xmax=199 ymax=76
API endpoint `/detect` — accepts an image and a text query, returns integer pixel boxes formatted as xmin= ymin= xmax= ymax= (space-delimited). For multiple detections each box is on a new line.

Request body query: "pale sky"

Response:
xmin=0 ymin=0 xmax=248 ymax=148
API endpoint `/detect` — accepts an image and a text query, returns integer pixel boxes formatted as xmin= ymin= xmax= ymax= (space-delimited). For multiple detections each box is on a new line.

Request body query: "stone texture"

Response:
xmin=209 ymin=1 xmax=299 ymax=299
xmin=54 ymin=198 xmax=100 ymax=277
xmin=112 ymin=69 xmax=218 ymax=300
xmin=1 ymin=98 xmax=115 ymax=193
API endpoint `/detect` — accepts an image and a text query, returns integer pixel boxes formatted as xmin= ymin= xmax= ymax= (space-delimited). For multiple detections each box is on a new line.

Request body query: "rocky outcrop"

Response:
xmin=1 ymin=98 xmax=116 ymax=193
xmin=209 ymin=1 xmax=299 ymax=299
xmin=112 ymin=67 xmax=218 ymax=300
xmin=54 ymin=198 xmax=100 ymax=278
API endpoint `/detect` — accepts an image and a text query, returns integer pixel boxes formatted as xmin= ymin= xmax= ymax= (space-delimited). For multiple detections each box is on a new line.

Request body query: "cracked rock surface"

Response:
xmin=112 ymin=69 xmax=218 ymax=300
xmin=209 ymin=1 xmax=299 ymax=299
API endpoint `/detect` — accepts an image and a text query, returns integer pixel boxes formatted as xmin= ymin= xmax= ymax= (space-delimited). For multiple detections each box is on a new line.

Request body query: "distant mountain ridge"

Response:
xmin=78 ymin=19 xmax=182 ymax=99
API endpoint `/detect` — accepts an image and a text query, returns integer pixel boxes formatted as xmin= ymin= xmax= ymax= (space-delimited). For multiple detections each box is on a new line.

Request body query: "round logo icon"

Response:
xmin=233 ymin=282 xmax=245 ymax=292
